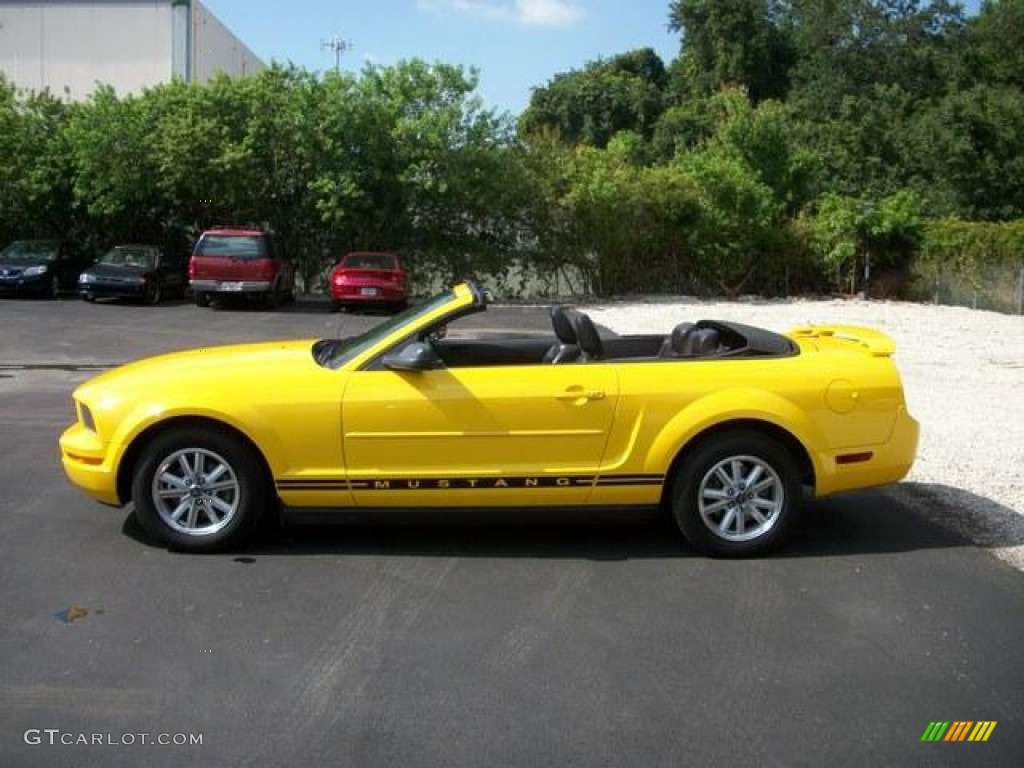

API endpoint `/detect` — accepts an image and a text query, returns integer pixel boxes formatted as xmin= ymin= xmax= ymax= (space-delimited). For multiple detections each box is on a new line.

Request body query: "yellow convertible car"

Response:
xmin=60 ymin=281 xmax=918 ymax=557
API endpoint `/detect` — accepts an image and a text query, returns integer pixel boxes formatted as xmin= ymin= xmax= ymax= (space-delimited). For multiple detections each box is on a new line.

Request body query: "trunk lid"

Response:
xmin=788 ymin=325 xmax=897 ymax=357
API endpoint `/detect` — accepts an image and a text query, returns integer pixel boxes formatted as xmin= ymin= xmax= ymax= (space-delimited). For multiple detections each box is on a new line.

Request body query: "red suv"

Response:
xmin=189 ymin=227 xmax=294 ymax=308
xmin=329 ymin=251 xmax=408 ymax=312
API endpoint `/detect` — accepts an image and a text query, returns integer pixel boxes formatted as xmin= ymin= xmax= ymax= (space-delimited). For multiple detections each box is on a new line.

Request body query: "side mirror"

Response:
xmin=382 ymin=341 xmax=441 ymax=372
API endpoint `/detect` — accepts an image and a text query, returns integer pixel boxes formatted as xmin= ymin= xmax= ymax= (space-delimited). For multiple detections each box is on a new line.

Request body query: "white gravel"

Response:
xmin=587 ymin=297 xmax=1024 ymax=569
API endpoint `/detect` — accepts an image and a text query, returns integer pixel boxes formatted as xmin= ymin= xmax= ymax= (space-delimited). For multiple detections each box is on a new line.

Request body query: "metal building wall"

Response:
xmin=191 ymin=0 xmax=263 ymax=83
xmin=0 ymin=1 xmax=263 ymax=99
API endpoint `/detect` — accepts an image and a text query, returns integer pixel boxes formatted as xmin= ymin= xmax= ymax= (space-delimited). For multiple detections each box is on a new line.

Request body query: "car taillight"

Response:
xmin=188 ymin=261 xmax=197 ymax=278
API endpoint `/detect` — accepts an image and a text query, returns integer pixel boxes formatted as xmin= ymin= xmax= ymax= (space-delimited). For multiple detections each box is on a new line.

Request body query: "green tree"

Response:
xmin=787 ymin=0 xmax=967 ymax=119
xmin=519 ymin=49 xmax=667 ymax=147
xmin=676 ymin=146 xmax=787 ymax=295
xmin=0 ymin=78 xmax=76 ymax=247
xmin=909 ymin=85 xmax=1024 ymax=221
xmin=668 ymin=0 xmax=793 ymax=102
xmin=808 ymin=190 xmax=923 ymax=293
xmin=971 ymin=0 xmax=1024 ymax=88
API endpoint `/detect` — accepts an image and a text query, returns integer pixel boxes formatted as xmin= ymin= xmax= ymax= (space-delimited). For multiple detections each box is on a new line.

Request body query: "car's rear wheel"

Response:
xmin=194 ymin=292 xmax=210 ymax=307
xmin=144 ymin=282 xmax=162 ymax=305
xmin=130 ymin=427 xmax=267 ymax=552
xmin=670 ymin=431 xmax=800 ymax=557
xmin=49 ymin=276 xmax=60 ymax=299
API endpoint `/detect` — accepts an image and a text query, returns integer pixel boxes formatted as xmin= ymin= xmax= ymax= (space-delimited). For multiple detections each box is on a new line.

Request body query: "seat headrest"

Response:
xmin=683 ymin=327 xmax=721 ymax=356
xmin=669 ymin=322 xmax=695 ymax=352
xmin=573 ymin=313 xmax=604 ymax=360
xmin=550 ymin=305 xmax=577 ymax=344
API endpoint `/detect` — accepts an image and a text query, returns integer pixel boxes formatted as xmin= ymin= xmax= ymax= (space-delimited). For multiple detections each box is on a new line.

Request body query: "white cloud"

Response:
xmin=515 ymin=0 xmax=582 ymax=27
xmin=417 ymin=0 xmax=583 ymax=27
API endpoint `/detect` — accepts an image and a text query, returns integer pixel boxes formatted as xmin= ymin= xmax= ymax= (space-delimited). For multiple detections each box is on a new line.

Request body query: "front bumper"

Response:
xmin=815 ymin=406 xmax=921 ymax=497
xmin=0 ymin=274 xmax=51 ymax=296
xmin=79 ymin=282 xmax=147 ymax=300
xmin=191 ymin=279 xmax=272 ymax=295
xmin=59 ymin=422 xmax=121 ymax=506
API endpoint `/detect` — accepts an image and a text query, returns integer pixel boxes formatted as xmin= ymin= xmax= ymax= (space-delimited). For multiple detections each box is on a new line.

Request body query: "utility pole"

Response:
xmin=320 ymin=36 xmax=350 ymax=73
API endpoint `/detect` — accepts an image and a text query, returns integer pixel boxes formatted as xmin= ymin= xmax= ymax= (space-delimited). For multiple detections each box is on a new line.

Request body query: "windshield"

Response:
xmin=0 ymin=240 xmax=59 ymax=263
xmin=100 ymin=247 xmax=157 ymax=269
xmin=196 ymin=235 xmax=267 ymax=260
xmin=341 ymin=252 xmax=398 ymax=270
xmin=315 ymin=289 xmax=457 ymax=369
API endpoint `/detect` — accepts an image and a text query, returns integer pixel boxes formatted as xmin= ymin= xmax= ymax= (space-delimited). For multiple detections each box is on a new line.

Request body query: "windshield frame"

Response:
xmin=314 ymin=283 xmax=490 ymax=370
xmin=317 ymin=289 xmax=459 ymax=370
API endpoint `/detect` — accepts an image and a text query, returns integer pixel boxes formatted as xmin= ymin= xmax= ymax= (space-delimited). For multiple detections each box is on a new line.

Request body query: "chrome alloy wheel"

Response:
xmin=151 ymin=448 xmax=240 ymax=536
xmin=697 ymin=455 xmax=784 ymax=542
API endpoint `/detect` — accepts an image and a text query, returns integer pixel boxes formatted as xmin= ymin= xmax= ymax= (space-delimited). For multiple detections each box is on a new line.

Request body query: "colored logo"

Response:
xmin=921 ymin=721 xmax=997 ymax=742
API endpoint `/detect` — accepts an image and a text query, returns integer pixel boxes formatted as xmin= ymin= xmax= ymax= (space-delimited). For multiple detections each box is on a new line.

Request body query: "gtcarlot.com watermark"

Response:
xmin=24 ymin=729 xmax=202 ymax=747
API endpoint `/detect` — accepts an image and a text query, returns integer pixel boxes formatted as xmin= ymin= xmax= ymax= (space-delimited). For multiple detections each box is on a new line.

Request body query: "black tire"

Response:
xmin=194 ymin=291 xmax=210 ymax=307
xmin=82 ymin=294 xmax=95 ymax=303
xmin=144 ymin=283 xmax=162 ymax=306
xmin=670 ymin=430 xmax=801 ymax=557
xmin=329 ymin=300 xmax=342 ymax=313
xmin=130 ymin=426 xmax=268 ymax=552
xmin=49 ymin=276 xmax=61 ymax=299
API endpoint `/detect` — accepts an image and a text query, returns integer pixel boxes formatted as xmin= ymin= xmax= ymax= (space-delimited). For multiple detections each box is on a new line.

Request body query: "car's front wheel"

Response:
xmin=130 ymin=427 xmax=268 ymax=552
xmin=670 ymin=431 xmax=801 ymax=557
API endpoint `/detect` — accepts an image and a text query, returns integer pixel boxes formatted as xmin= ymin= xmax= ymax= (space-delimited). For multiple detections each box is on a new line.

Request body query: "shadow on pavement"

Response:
xmin=119 ymin=483 xmax=1020 ymax=562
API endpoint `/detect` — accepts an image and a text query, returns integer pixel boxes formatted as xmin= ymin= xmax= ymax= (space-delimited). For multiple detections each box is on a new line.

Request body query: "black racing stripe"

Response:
xmin=277 ymin=474 xmax=662 ymax=490
xmin=593 ymin=476 xmax=664 ymax=486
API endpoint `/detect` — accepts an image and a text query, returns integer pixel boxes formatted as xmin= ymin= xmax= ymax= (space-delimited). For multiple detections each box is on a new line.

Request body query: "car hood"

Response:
xmin=75 ymin=340 xmax=321 ymax=402
xmin=84 ymin=264 xmax=153 ymax=278
xmin=0 ymin=258 xmax=52 ymax=271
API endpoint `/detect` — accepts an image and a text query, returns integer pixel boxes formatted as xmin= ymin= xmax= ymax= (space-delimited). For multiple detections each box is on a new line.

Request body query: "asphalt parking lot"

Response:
xmin=1 ymin=296 xmax=1022 ymax=767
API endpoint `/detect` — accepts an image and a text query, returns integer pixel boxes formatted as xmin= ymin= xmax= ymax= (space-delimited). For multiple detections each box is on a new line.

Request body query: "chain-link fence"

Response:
xmin=910 ymin=261 xmax=1024 ymax=315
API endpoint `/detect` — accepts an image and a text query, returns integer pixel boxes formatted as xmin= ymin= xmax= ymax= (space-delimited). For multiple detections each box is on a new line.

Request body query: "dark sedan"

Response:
xmin=0 ymin=239 xmax=89 ymax=298
xmin=78 ymin=245 xmax=187 ymax=305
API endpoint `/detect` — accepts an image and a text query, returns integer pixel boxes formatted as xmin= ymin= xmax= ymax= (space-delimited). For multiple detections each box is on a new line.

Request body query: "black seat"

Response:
xmin=573 ymin=312 xmax=604 ymax=361
xmin=662 ymin=325 xmax=721 ymax=358
xmin=542 ymin=306 xmax=580 ymax=363
xmin=658 ymin=322 xmax=695 ymax=357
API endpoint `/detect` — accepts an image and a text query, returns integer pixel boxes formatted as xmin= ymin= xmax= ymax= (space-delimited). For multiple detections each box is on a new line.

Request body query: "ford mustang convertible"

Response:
xmin=60 ymin=282 xmax=918 ymax=557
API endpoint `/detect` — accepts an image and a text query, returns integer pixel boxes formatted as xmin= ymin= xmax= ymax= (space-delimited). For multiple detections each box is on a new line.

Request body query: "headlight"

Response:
xmin=24 ymin=265 xmax=49 ymax=277
xmin=79 ymin=273 xmax=94 ymax=284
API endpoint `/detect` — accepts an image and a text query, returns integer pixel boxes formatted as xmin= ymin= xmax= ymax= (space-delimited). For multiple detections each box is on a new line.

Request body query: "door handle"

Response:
xmin=555 ymin=388 xmax=605 ymax=402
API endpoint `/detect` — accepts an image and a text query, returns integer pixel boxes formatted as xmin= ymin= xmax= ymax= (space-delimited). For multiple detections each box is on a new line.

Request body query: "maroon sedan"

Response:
xmin=329 ymin=251 xmax=408 ymax=312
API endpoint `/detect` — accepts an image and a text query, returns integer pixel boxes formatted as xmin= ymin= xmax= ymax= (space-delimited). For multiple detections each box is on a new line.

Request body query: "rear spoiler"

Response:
xmin=788 ymin=325 xmax=897 ymax=357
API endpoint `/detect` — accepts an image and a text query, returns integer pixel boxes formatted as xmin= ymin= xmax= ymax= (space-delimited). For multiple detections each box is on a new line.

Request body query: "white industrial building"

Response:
xmin=0 ymin=0 xmax=264 ymax=99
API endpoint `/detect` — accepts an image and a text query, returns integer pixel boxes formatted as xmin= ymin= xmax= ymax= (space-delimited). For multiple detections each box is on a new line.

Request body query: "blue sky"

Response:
xmin=201 ymin=0 xmax=982 ymax=117
xmin=200 ymin=0 xmax=682 ymax=114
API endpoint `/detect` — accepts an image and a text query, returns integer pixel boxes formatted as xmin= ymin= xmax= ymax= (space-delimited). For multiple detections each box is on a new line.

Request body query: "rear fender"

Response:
xmin=642 ymin=388 xmax=825 ymax=479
